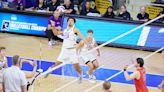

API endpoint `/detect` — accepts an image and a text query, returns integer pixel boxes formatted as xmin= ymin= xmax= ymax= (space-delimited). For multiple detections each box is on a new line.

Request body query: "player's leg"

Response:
xmin=50 ymin=61 xmax=63 ymax=68
xmin=73 ymin=63 xmax=82 ymax=83
xmin=0 ymin=83 xmax=3 ymax=92
xmin=86 ymin=61 xmax=97 ymax=83
xmin=44 ymin=61 xmax=63 ymax=78
xmin=86 ymin=61 xmax=94 ymax=78
xmin=92 ymin=60 xmax=99 ymax=70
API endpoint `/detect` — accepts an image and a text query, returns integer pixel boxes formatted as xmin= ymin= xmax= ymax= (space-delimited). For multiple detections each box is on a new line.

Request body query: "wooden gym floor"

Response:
xmin=0 ymin=33 xmax=163 ymax=92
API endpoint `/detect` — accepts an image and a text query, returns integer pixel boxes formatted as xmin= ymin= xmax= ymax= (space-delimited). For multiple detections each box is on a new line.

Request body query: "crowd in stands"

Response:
xmin=0 ymin=0 xmax=163 ymax=23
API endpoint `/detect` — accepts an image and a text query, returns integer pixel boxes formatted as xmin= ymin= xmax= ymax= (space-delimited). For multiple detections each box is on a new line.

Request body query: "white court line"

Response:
xmin=144 ymin=47 xmax=164 ymax=60
xmin=38 ymin=63 xmax=65 ymax=78
xmin=158 ymin=28 xmax=164 ymax=33
xmin=84 ymin=47 xmax=164 ymax=92
xmin=137 ymin=26 xmax=151 ymax=46
xmin=53 ymin=65 xmax=105 ymax=92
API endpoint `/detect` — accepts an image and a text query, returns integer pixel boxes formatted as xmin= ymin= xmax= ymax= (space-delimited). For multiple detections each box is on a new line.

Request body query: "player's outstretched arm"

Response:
xmin=21 ymin=60 xmax=37 ymax=79
xmin=123 ymin=65 xmax=139 ymax=81
xmin=76 ymin=41 xmax=84 ymax=55
xmin=74 ymin=28 xmax=86 ymax=42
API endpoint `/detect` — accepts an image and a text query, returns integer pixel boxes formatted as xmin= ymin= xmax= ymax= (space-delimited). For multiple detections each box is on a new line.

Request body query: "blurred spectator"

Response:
xmin=47 ymin=0 xmax=60 ymax=11
xmin=35 ymin=0 xmax=47 ymax=10
xmin=103 ymin=81 xmax=112 ymax=92
xmin=63 ymin=0 xmax=76 ymax=14
xmin=137 ymin=6 xmax=149 ymax=22
xmin=8 ymin=0 xmax=17 ymax=9
xmin=0 ymin=1 xmax=3 ymax=8
xmin=16 ymin=0 xmax=26 ymax=10
xmin=118 ymin=5 xmax=131 ymax=20
xmin=80 ymin=0 xmax=99 ymax=16
xmin=7 ymin=0 xmax=26 ymax=10
xmin=24 ymin=0 xmax=37 ymax=9
xmin=103 ymin=6 xmax=115 ymax=18
xmin=156 ymin=10 xmax=164 ymax=23
xmin=45 ymin=10 xmax=62 ymax=46
xmin=0 ymin=1 xmax=2 ymax=8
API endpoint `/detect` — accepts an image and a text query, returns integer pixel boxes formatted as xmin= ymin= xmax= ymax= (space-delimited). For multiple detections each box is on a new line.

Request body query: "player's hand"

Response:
xmin=50 ymin=20 xmax=55 ymax=27
xmin=158 ymin=84 xmax=162 ymax=90
xmin=56 ymin=26 xmax=62 ymax=31
xmin=123 ymin=65 xmax=128 ymax=70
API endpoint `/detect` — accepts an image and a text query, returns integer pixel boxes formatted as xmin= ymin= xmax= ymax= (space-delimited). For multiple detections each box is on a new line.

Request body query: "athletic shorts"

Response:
xmin=57 ymin=48 xmax=79 ymax=64
xmin=80 ymin=53 xmax=96 ymax=64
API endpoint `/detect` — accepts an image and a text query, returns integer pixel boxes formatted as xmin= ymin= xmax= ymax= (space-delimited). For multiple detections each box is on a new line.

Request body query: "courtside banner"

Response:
xmin=63 ymin=16 xmax=164 ymax=48
xmin=0 ymin=12 xmax=47 ymax=36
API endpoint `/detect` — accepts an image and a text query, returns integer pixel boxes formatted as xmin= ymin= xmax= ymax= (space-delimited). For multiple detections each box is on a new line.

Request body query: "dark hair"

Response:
xmin=103 ymin=81 xmax=111 ymax=90
xmin=136 ymin=57 xmax=144 ymax=67
xmin=67 ymin=17 xmax=76 ymax=23
xmin=87 ymin=29 xmax=93 ymax=33
xmin=85 ymin=0 xmax=90 ymax=4
xmin=12 ymin=55 xmax=20 ymax=65
xmin=104 ymin=6 xmax=114 ymax=15
xmin=0 ymin=47 xmax=6 ymax=52
xmin=108 ymin=6 xmax=113 ymax=10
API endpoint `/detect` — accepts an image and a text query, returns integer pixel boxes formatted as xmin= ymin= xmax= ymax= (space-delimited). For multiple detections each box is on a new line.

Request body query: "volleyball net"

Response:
xmin=29 ymin=14 xmax=164 ymax=92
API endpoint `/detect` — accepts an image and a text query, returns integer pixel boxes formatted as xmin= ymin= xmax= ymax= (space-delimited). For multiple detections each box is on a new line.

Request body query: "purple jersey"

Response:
xmin=48 ymin=16 xmax=62 ymax=27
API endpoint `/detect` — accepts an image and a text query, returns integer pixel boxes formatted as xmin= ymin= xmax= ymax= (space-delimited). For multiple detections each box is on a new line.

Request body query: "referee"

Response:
xmin=2 ymin=55 xmax=27 ymax=92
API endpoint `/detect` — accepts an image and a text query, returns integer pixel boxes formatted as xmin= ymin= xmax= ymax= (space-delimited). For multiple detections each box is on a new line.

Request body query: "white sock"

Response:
xmin=89 ymin=75 xmax=93 ymax=79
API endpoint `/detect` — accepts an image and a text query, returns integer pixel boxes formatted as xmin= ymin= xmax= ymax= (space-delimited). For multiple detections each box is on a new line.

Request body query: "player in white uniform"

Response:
xmin=44 ymin=17 xmax=85 ymax=83
xmin=77 ymin=30 xmax=100 ymax=82
xmin=0 ymin=47 xmax=8 ymax=92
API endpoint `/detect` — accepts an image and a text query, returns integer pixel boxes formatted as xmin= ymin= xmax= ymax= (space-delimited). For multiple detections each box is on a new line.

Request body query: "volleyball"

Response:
xmin=57 ymin=6 xmax=65 ymax=13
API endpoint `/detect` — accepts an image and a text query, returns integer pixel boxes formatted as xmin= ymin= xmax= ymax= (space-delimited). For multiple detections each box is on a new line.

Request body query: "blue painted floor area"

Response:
xmin=7 ymin=56 xmax=164 ymax=88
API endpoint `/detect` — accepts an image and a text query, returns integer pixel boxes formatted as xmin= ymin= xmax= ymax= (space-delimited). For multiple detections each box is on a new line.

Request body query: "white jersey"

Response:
xmin=80 ymin=38 xmax=97 ymax=63
xmin=62 ymin=26 xmax=77 ymax=49
xmin=57 ymin=26 xmax=79 ymax=64
xmin=0 ymin=56 xmax=7 ymax=82
xmin=81 ymin=38 xmax=96 ymax=52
